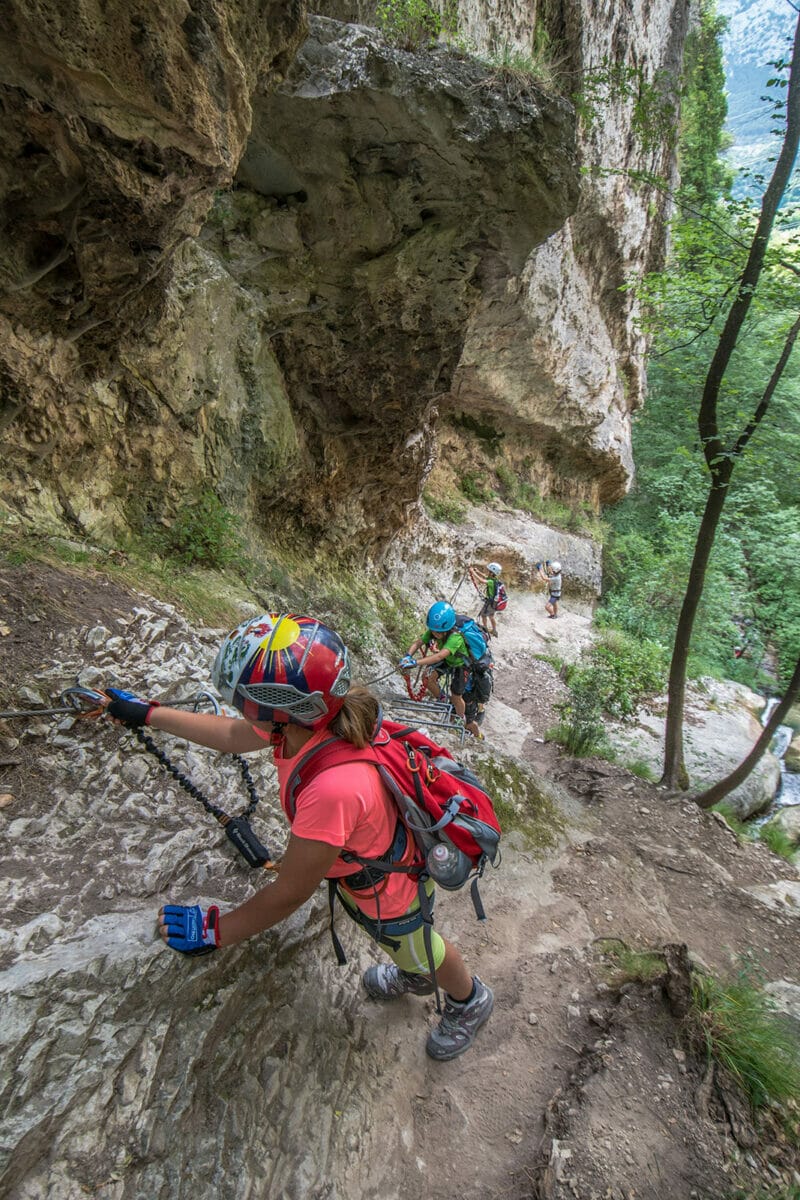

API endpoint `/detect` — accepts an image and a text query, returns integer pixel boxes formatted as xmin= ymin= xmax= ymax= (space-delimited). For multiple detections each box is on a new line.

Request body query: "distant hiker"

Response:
xmin=537 ymin=560 xmax=562 ymax=618
xmin=404 ymin=601 xmax=475 ymax=725
xmin=469 ymin=561 xmax=504 ymax=638
xmin=103 ymin=614 xmax=493 ymax=1061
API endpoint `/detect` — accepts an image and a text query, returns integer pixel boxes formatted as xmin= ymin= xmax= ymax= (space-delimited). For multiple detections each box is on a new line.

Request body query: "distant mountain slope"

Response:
xmin=717 ymin=0 xmax=798 ymax=202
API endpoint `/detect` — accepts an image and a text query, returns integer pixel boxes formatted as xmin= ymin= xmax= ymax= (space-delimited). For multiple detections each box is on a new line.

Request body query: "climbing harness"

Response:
xmin=1 ymin=685 xmax=277 ymax=871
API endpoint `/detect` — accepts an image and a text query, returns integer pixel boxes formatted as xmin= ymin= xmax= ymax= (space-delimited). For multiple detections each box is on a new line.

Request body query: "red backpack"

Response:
xmin=495 ymin=581 xmax=509 ymax=611
xmin=284 ymin=715 xmax=502 ymax=998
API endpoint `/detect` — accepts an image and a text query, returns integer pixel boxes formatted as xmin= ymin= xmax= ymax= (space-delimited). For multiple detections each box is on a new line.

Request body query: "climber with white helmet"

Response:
xmin=468 ymin=560 xmax=504 ymax=638
xmin=102 ymin=613 xmax=493 ymax=1061
xmin=536 ymin=559 xmax=563 ymax=618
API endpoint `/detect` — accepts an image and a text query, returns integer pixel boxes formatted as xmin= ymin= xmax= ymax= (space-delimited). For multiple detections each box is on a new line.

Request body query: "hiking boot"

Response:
xmin=362 ymin=963 xmax=435 ymax=1001
xmin=425 ymin=977 xmax=494 ymax=1061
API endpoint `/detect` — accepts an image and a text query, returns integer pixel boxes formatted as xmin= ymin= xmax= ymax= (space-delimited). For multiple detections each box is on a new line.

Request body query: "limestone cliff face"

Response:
xmin=0 ymin=1 xmax=687 ymax=547
xmin=445 ymin=0 xmax=689 ymax=506
xmin=309 ymin=0 xmax=690 ymax=511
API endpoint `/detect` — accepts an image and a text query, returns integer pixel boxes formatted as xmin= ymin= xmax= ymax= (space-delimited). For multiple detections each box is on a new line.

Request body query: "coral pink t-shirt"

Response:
xmin=273 ymin=728 xmax=419 ymax=918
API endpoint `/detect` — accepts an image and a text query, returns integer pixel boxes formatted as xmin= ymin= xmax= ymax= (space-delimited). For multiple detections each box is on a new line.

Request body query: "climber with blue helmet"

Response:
xmin=401 ymin=601 xmax=471 ymax=722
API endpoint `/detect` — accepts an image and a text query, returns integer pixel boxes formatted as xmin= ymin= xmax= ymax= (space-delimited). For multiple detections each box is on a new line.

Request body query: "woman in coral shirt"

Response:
xmin=104 ymin=613 xmax=493 ymax=1062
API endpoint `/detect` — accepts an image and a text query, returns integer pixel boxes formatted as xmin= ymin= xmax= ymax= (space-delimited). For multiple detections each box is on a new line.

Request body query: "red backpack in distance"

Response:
xmin=495 ymin=581 xmax=508 ymax=611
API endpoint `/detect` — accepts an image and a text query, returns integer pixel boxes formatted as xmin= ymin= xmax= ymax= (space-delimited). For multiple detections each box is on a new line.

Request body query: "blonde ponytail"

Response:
xmin=328 ymin=685 xmax=379 ymax=748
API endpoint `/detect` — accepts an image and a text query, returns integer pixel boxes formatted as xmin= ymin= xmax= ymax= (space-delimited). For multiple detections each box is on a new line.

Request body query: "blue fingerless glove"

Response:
xmin=105 ymin=687 xmax=158 ymax=728
xmin=398 ymin=655 xmax=417 ymax=671
xmin=160 ymin=904 xmax=221 ymax=955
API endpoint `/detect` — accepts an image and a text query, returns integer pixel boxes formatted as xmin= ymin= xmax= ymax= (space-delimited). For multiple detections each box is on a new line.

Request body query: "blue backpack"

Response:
xmin=454 ymin=614 xmax=491 ymax=666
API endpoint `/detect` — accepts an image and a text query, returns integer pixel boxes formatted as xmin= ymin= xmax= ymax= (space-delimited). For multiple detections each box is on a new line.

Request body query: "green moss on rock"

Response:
xmin=472 ymin=750 xmax=564 ymax=853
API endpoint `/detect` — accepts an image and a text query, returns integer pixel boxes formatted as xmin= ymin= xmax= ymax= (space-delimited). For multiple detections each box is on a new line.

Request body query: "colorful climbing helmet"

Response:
xmin=550 ymin=561 xmax=561 ymax=574
xmin=426 ymin=601 xmax=457 ymax=633
xmin=487 ymin=562 xmax=502 ymax=575
xmin=212 ymin=614 xmax=351 ymax=728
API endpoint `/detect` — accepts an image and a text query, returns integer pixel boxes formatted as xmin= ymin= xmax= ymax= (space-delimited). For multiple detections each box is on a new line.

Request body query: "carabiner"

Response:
xmin=60 ymin=687 xmax=109 ymax=719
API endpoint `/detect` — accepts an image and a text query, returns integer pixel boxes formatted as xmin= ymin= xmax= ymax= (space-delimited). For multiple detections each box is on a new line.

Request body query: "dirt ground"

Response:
xmin=1 ymin=562 xmax=799 ymax=1200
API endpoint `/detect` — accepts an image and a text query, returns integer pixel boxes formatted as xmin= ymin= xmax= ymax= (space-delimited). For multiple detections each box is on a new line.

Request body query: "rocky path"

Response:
xmin=1 ymin=563 xmax=799 ymax=1200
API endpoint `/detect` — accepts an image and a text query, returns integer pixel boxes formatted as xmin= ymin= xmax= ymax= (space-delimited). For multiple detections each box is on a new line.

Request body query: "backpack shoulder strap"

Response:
xmin=284 ymin=736 xmax=379 ymax=818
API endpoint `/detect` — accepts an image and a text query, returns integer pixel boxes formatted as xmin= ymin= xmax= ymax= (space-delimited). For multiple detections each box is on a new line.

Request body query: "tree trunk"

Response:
xmin=660 ymin=476 xmax=729 ymax=788
xmin=660 ymin=11 xmax=800 ymax=789
xmin=693 ymin=654 xmax=800 ymax=809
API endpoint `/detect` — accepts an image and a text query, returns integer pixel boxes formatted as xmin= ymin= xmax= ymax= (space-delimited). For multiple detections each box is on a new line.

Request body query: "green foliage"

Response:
xmin=157 ymin=490 xmax=242 ymax=569
xmin=423 ymin=490 xmax=467 ymax=523
xmin=587 ymin=629 xmax=668 ymax=718
xmin=595 ymin=940 xmax=666 ymax=987
xmin=677 ymin=0 xmax=734 ymax=209
xmin=376 ymin=0 xmax=441 ymax=49
xmin=712 ymin=802 xmax=749 ymax=841
xmin=691 ymin=960 xmax=800 ymax=1110
xmin=450 ymin=412 xmax=505 ymax=453
xmin=493 ymin=464 xmax=607 ymax=540
xmin=550 ymin=630 xmax=666 ymax=753
xmin=376 ymin=587 xmax=420 ymax=653
xmin=597 ymin=943 xmax=800 ymax=1116
xmin=548 ymin=667 xmax=608 ymax=756
xmin=601 ymin=5 xmax=800 ymax=693
xmin=727 ymin=1185 xmax=800 ymax=1200
xmin=458 ymin=472 xmax=494 ymax=504
xmin=575 ymin=60 xmax=678 ymax=154
xmin=474 ymin=751 xmax=564 ymax=852
xmin=625 ymin=758 xmax=656 ymax=781
xmin=758 ymin=822 xmax=797 ymax=861
xmin=603 ymin=328 xmax=800 ymax=686
xmin=480 ymin=24 xmax=562 ymax=93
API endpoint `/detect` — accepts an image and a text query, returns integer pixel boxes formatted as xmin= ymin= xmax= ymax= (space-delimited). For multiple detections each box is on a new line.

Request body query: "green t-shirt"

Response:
xmin=486 ymin=578 xmax=498 ymax=600
xmin=422 ymin=628 xmax=470 ymax=668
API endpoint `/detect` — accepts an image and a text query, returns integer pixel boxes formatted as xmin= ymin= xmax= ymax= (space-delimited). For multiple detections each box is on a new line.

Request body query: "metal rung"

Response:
xmin=383 ymin=698 xmax=466 ymax=745
xmin=387 ymin=695 xmax=452 ymax=711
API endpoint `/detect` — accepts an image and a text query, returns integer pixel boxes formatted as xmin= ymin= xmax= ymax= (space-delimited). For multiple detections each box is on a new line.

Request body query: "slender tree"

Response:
xmin=661 ymin=9 xmax=800 ymax=789
xmin=692 ymin=653 xmax=800 ymax=808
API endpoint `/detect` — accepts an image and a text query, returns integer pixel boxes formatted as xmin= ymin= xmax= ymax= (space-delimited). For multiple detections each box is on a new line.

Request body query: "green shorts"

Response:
xmin=338 ymin=879 xmax=446 ymax=975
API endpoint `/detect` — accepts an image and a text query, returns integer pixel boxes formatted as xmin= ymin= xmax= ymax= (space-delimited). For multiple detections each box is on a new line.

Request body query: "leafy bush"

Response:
xmin=458 ymin=472 xmax=493 ymax=504
xmin=159 ymin=490 xmax=242 ymax=569
xmin=588 ymin=629 xmax=668 ymax=719
xmin=423 ymin=491 xmax=466 ymax=524
xmin=376 ymin=0 xmax=441 ymax=49
xmin=550 ymin=630 xmax=666 ymax=754
xmin=548 ymin=666 xmax=608 ymax=756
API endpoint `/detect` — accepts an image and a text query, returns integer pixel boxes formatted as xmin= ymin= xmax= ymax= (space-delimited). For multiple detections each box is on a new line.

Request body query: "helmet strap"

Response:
xmin=268 ymin=722 xmax=287 ymax=746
